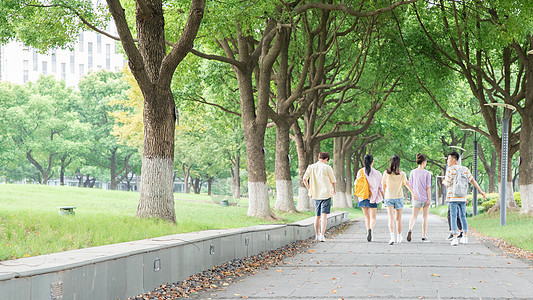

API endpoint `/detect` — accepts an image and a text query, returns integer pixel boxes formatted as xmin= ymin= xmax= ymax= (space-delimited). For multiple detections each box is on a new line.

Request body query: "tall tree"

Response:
xmin=400 ymin=1 xmax=529 ymax=210
xmin=0 ymin=76 xmax=85 ymax=184
xmin=0 ymin=0 xmax=206 ymax=222
xmin=77 ymin=70 xmax=138 ymax=190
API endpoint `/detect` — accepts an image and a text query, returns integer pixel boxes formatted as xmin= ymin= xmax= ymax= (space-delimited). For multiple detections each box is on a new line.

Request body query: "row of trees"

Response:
xmin=1 ymin=0 xmax=532 ymax=222
xmin=0 ymin=73 xmax=139 ymax=189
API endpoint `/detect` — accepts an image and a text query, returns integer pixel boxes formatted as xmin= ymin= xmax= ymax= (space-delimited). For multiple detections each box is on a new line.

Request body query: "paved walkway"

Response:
xmin=193 ymin=208 xmax=533 ymax=299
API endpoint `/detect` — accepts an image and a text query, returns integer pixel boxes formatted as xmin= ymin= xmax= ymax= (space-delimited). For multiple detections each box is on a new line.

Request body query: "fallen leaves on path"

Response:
xmin=470 ymin=228 xmax=533 ymax=262
xmin=128 ymin=221 xmax=354 ymax=299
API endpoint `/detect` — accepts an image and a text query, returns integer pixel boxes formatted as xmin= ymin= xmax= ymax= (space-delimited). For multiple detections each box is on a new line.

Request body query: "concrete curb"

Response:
xmin=0 ymin=211 xmax=349 ymax=300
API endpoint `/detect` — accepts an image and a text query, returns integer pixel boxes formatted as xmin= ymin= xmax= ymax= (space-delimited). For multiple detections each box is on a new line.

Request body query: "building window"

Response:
xmin=97 ymin=34 xmax=102 ymax=53
xmin=23 ymin=60 xmax=29 ymax=83
xmin=88 ymin=42 xmax=93 ymax=70
xmin=61 ymin=63 xmax=66 ymax=81
xmin=79 ymin=32 xmax=84 ymax=52
xmin=106 ymin=44 xmax=111 ymax=70
xmin=33 ymin=49 xmax=38 ymax=71
xmin=51 ymin=53 xmax=57 ymax=73
xmin=42 ymin=61 xmax=48 ymax=74
xmin=70 ymin=53 xmax=75 ymax=73
xmin=79 ymin=64 xmax=84 ymax=77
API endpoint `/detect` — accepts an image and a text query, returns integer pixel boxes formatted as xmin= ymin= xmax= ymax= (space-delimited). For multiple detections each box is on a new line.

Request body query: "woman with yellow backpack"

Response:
xmin=354 ymin=154 xmax=384 ymax=242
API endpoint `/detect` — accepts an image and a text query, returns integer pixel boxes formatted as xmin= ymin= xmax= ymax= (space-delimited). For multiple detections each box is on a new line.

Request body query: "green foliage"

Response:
xmin=0 ymin=76 xmax=86 ymax=182
xmin=76 ymin=70 xmax=140 ymax=182
xmin=0 ymin=0 xmax=107 ymax=52
xmin=466 ymin=192 xmax=522 ymax=214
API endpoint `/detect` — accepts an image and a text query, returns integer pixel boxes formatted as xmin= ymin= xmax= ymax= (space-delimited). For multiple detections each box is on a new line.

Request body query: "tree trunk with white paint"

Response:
xmin=274 ymin=124 xmax=297 ymax=212
xmin=292 ymin=123 xmax=314 ymax=211
xmin=345 ymin=151 xmax=354 ymax=208
xmin=332 ymin=136 xmax=349 ymax=208
xmin=136 ymin=88 xmax=177 ymax=222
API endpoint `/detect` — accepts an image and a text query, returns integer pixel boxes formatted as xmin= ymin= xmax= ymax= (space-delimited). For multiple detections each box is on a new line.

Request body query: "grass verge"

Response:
xmin=430 ymin=205 xmax=533 ymax=253
xmin=0 ymin=184 xmax=360 ymax=260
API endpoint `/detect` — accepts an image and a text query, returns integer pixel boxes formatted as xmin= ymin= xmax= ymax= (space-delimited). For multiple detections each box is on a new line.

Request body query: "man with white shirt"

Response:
xmin=303 ymin=152 xmax=336 ymax=242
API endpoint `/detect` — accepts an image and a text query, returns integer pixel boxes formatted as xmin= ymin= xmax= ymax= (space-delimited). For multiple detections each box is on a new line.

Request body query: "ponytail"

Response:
xmin=363 ymin=154 xmax=373 ymax=176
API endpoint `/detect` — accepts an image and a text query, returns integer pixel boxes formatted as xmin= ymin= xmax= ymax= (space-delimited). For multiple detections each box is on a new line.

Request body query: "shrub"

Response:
xmin=514 ymin=192 xmax=521 ymax=207
xmin=481 ymin=199 xmax=497 ymax=212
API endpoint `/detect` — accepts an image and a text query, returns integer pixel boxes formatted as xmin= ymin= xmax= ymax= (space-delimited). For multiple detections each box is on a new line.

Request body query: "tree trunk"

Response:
xmin=479 ymin=146 xmax=497 ymax=193
xmin=519 ymin=108 xmax=533 ymax=214
xmin=274 ymin=123 xmax=297 ymax=212
xmin=345 ymin=149 xmax=355 ymax=208
xmin=231 ymin=152 xmax=240 ymax=199
xmin=292 ymin=123 xmax=313 ymax=211
xmin=237 ymin=37 xmax=277 ymax=219
xmin=136 ymin=87 xmax=176 ymax=222
xmin=106 ymin=0 xmax=205 ymax=222
xmin=26 ymin=151 xmax=53 ymax=185
xmin=207 ymin=177 xmax=213 ymax=195
xmin=243 ymin=121 xmax=273 ymax=218
xmin=332 ymin=136 xmax=348 ymax=208
xmin=182 ymin=163 xmax=191 ymax=194
xmin=110 ymin=148 xmax=118 ymax=190
xmin=59 ymin=155 xmax=71 ymax=186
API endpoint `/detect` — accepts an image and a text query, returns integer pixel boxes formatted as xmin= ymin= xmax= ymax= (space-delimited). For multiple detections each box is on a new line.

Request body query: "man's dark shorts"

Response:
xmin=314 ymin=198 xmax=332 ymax=216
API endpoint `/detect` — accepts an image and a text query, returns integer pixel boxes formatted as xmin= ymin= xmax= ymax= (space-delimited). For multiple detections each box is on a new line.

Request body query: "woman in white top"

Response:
xmin=355 ymin=154 xmax=384 ymax=242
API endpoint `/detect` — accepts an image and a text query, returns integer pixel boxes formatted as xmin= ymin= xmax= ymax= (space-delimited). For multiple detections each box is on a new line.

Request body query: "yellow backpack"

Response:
xmin=354 ymin=169 xmax=371 ymax=199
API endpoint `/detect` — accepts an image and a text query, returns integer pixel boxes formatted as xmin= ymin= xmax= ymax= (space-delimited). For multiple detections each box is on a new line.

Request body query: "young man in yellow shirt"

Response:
xmin=303 ymin=152 xmax=336 ymax=242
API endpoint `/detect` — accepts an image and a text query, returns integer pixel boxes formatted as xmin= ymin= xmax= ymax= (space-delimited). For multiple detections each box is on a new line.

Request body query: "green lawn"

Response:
xmin=0 ymin=184 xmax=360 ymax=260
xmin=467 ymin=212 xmax=533 ymax=252
xmin=430 ymin=205 xmax=533 ymax=252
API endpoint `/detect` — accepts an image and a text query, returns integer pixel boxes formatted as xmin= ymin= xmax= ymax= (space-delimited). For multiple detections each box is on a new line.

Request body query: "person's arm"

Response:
xmin=471 ymin=179 xmax=486 ymax=198
xmin=331 ymin=182 xmax=336 ymax=195
xmin=303 ymin=178 xmax=310 ymax=190
xmin=405 ymin=181 xmax=418 ymax=201
xmin=426 ymin=173 xmax=432 ymax=203
xmin=443 ymin=168 xmax=452 ymax=188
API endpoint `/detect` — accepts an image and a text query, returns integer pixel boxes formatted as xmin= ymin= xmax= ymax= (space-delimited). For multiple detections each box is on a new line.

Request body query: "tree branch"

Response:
xmin=159 ymin=0 xmax=206 ymax=87
xmin=106 ymin=0 xmax=151 ymax=90
xmin=294 ymin=0 xmax=418 ymax=17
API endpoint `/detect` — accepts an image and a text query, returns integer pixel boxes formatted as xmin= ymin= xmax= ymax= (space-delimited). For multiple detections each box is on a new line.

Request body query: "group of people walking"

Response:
xmin=303 ymin=151 xmax=486 ymax=246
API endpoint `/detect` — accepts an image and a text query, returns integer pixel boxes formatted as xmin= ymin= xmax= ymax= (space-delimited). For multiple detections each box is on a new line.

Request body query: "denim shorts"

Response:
xmin=413 ymin=200 xmax=429 ymax=208
xmin=384 ymin=198 xmax=404 ymax=209
xmin=314 ymin=198 xmax=332 ymax=216
xmin=358 ymin=199 xmax=378 ymax=208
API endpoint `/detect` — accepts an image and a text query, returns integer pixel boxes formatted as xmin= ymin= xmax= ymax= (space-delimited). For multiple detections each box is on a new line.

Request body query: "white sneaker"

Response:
xmin=396 ymin=234 xmax=403 ymax=243
xmin=319 ymin=235 xmax=326 ymax=242
xmin=315 ymin=235 xmax=320 ymax=241
xmin=389 ymin=233 xmax=395 ymax=245
xmin=460 ymin=236 xmax=468 ymax=244
xmin=450 ymin=237 xmax=459 ymax=246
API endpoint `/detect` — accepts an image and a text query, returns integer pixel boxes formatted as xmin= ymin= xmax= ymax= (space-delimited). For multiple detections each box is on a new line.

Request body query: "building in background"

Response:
xmin=0 ymin=27 xmax=126 ymax=87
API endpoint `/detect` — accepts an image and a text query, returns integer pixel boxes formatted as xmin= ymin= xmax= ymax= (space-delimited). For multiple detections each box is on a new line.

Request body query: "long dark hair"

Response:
xmin=386 ymin=155 xmax=401 ymax=175
xmin=363 ymin=154 xmax=373 ymax=176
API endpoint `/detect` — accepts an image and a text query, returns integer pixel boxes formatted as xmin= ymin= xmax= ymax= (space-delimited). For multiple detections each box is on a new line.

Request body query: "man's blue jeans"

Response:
xmin=449 ymin=202 xmax=467 ymax=235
